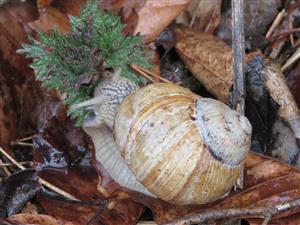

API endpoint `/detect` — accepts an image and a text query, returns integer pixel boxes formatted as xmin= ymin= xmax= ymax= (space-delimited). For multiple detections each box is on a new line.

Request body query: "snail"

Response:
xmin=73 ymin=70 xmax=252 ymax=205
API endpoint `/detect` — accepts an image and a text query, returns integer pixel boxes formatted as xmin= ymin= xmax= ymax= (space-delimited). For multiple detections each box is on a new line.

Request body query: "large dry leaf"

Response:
xmin=175 ymin=26 xmax=233 ymax=103
xmin=176 ymin=0 xmax=221 ymax=33
xmin=28 ymin=6 xmax=70 ymax=34
xmin=101 ymin=0 xmax=191 ymax=43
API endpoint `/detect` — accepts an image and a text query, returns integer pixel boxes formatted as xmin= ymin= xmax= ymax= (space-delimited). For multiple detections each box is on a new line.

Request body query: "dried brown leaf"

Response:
xmin=37 ymin=0 xmax=54 ymax=11
xmin=8 ymin=213 xmax=64 ymax=225
xmin=28 ymin=7 xmax=70 ymax=34
xmin=101 ymin=0 xmax=191 ymax=43
xmin=176 ymin=0 xmax=221 ymax=33
xmin=175 ymin=26 xmax=233 ymax=103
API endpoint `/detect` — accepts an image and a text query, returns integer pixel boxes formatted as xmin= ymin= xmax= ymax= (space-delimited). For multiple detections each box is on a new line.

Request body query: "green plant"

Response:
xmin=19 ymin=0 xmax=150 ymax=124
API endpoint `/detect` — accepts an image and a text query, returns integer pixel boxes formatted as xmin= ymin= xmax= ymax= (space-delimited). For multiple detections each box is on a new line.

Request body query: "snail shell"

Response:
xmin=82 ymin=78 xmax=251 ymax=205
xmin=114 ymin=83 xmax=251 ymax=205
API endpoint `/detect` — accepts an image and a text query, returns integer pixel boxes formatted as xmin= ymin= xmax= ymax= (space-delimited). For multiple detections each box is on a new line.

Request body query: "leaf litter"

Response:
xmin=1 ymin=0 xmax=300 ymax=225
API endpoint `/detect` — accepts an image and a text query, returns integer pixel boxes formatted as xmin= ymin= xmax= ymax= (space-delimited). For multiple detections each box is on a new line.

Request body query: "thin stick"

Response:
xmin=132 ymin=64 xmax=172 ymax=83
xmin=231 ymin=0 xmax=245 ymax=190
xmin=130 ymin=64 xmax=157 ymax=83
xmin=231 ymin=0 xmax=245 ymax=114
xmin=15 ymin=136 xmax=33 ymax=142
xmin=10 ymin=141 xmax=33 ymax=147
xmin=165 ymin=197 xmax=300 ymax=225
xmin=189 ymin=0 xmax=202 ymax=28
xmin=0 ymin=146 xmax=79 ymax=201
xmin=0 ymin=159 xmax=11 ymax=176
xmin=0 ymin=161 xmax=30 ymax=167
xmin=266 ymin=9 xmax=285 ymax=39
xmin=270 ymin=28 xmax=300 ymax=40
xmin=281 ymin=46 xmax=300 ymax=71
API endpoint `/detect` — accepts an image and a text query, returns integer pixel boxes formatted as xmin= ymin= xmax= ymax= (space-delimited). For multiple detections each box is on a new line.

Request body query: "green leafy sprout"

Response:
xmin=19 ymin=0 xmax=150 ymax=124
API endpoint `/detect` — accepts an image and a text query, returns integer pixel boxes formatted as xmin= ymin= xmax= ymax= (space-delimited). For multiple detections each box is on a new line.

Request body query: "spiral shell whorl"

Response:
xmin=196 ymin=98 xmax=252 ymax=166
xmin=114 ymin=83 xmax=251 ymax=205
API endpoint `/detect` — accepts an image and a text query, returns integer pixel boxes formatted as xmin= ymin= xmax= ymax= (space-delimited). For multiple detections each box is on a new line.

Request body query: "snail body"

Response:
xmin=78 ymin=73 xmax=252 ymax=205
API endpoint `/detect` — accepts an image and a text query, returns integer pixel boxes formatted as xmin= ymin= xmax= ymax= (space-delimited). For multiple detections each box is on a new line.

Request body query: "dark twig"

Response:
xmin=164 ymin=197 xmax=300 ymax=225
xmin=270 ymin=28 xmax=300 ymax=41
xmin=231 ymin=0 xmax=245 ymax=190
xmin=231 ymin=0 xmax=245 ymax=115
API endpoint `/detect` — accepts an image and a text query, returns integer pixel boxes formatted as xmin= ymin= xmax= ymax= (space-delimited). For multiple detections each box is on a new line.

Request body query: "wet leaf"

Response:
xmin=28 ymin=7 xmax=70 ymax=34
xmin=0 ymin=170 xmax=41 ymax=217
xmin=8 ymin=213 xmax=63 ymax=225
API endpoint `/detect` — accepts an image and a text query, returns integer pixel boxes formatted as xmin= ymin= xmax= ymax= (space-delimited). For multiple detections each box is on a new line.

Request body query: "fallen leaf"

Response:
xmin=9 ymin=213 xmax=63 ymax=225
xmin=175 ymin=26 xmax=233 ymax=103
xmin=134 ymin=0 xmax=191 ymax=43
xmin=101 ymin=0 xmax=191 ymax=43
xmin=0 ymin=217 xmax=16 ymax=225
xmin=0 ymin=170 xmax=41 ymax=217
xmin=176 ymin=0 xmax=221 ymax=33
xmin=51 ymin=0 xmax=86 ymax=16
xmin=28 ymin=7 xmax=70 ymax=34
xmin=37 ymin=0 xmax=54 ymax=11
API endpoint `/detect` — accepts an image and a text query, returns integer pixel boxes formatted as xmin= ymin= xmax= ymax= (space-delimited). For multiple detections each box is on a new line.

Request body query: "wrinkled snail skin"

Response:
xmin=81 ymin=76 xmax=252 ymax=205
xmin=114 ymin=83 xmax=252 ymax=205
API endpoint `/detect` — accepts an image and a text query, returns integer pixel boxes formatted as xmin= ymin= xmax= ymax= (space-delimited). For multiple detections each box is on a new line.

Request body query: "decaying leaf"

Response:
xmin=0 ymin=170 xmax=41 ymax=217
xmin=176 ymin=0 xmax=221 ymax=33
xmin=175 ymin=26 xmax=233 ymax=103
xmin=101 ymin=0 xmax=191 ymax=43
xmin=28 ymin=6 xmax=70 ymax=34
xmin=8 ymin=213 xmax=63 ymax=225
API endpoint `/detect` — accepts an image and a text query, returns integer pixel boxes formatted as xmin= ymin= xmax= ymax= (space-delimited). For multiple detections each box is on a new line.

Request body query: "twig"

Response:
xmin=231 ymin=0 xmax=245 ymax=190
xmin=270 ymin=28 xmax=300 ymax=40
xmin=0 ymin=159 xmax=11 ymax=176
xmin=15 ymin=135 xmax=33 ymax=142
xmin=231 ymin=0 xmax=245 ymax=114
xmin=132 ymin=64 xmax=172 ymax=83
xmin=0 ymin=161 xmax=30 ymax=167
xmin=281 ymin=45 xmax=300 ymax=71
xmin=0 ymin=146 xmax=80 ymax=201
xmin=288 ymin=8 xmax=295 ymax=47
xmin=10 ymin=141 xmax=33 ymax=147
xmin=131 ymin=64 xmax=157 ymax=83
xmin=266 ymin=9 xmax=285 ymax=39
xmin=189 ymin=0 xmax=202 ymax=29
xmin=164 ymin=197 xmax=300 ymax=225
